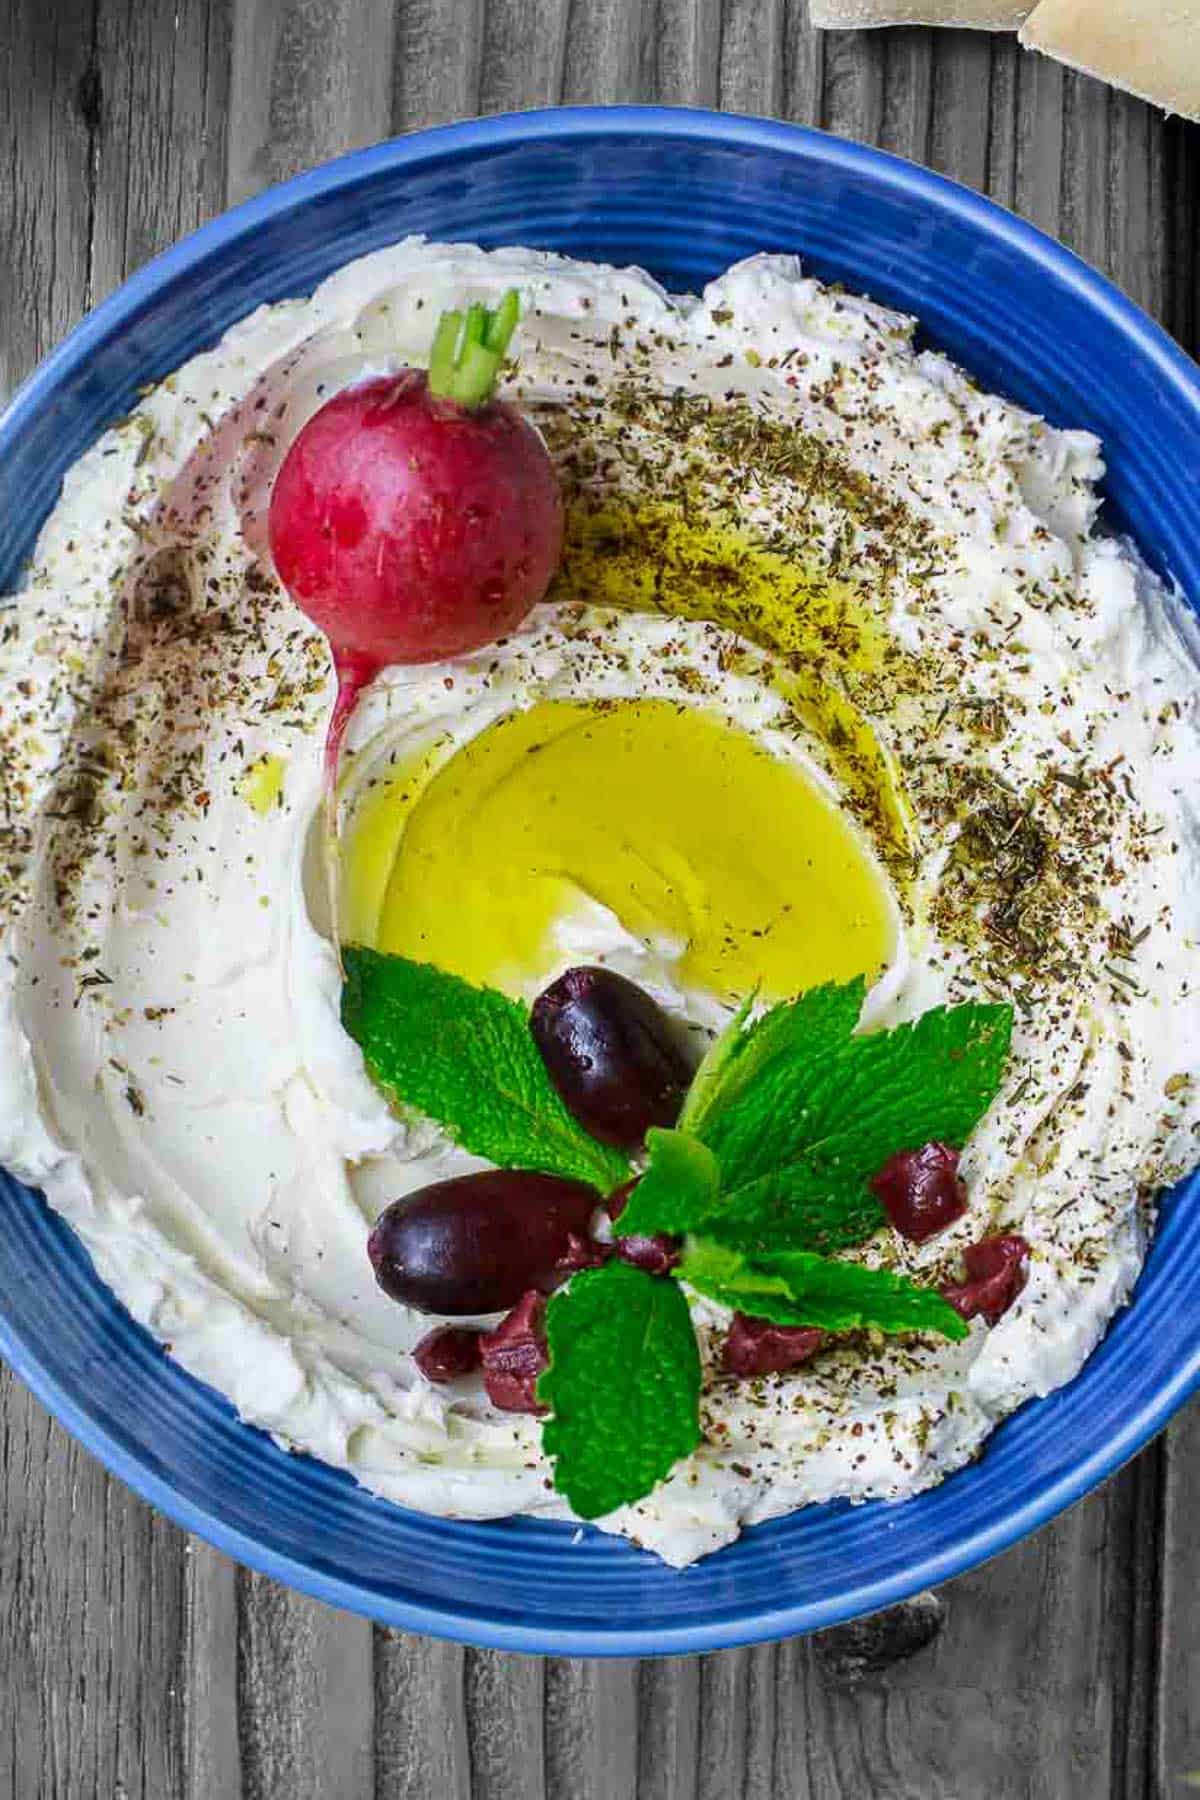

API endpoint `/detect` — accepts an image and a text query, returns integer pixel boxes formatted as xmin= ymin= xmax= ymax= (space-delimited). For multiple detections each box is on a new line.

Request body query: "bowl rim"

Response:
xmin=2 ymin=103 xmax=1199 ymax=1655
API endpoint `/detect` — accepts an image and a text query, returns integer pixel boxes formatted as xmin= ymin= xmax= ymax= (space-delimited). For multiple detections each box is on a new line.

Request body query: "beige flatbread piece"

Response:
xmin=809 ymin=0 xmax=1031 ymax=26
xmin=1020 ymin=0 xmax=1200 ymax=121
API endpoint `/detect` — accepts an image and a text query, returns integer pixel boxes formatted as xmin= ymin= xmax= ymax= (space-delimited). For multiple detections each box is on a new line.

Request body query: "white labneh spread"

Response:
xmin=2 ymin=240 xmax=1198 ymax=1567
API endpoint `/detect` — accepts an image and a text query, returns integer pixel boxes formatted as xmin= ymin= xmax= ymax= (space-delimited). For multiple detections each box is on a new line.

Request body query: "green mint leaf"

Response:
xmin=701 ymin=1166 xmax=884 ymax=1255
xmin=611 ymin=1128 xmax=721 ymax=1238
xmin=698 ymin=989 xmax=1012 ymax=1254
xmin=680 ymin=979 xmax=865 ymax=1137
xmin=540 ymin=1261 xmax=702 ymax=1518
xmin=341 ymin=946 xmax=628 ymax=1193
xmin=678 ymin=1238 xmax=968 ymax=1340
xmin=676 ymin=991 xmax=756 ymax=1137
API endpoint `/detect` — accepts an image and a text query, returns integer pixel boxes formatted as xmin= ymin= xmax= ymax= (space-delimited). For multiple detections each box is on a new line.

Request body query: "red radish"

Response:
xmin=268 ymin=290 xmax=563 ymax=766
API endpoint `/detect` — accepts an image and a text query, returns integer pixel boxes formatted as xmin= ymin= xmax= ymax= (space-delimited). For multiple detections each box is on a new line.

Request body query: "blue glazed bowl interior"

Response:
xmin=1 ymin=108 xmax=1198 ymax=1655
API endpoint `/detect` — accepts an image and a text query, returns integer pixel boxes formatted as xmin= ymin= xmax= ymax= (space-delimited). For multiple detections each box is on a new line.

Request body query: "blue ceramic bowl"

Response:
xmin=1 ymin=108 xmax=1198 ymax=1656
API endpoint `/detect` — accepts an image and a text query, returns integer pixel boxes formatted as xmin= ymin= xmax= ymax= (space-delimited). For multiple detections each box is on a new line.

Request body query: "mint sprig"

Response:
xmin=341 ymin=947 xmax=628 ymax=1192
xmin=540 ymin=1261 xmax=702 ymax=1519
xmin=679 ymin=980 xmax=863 ymax=1136
xmin=341 ymin=949 xmax=1010 ymax=1521
xmin=678 ymin=1238 xmax=969 ymax=1340
xmin=615 ymin=1128 xmax=720 ymax=1236
xmin=617 ymin=981 xmax=1012 ymax=1254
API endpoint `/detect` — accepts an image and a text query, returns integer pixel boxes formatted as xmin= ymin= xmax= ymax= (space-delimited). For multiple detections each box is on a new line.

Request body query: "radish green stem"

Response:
xmin=427 ymin=288 xmax=522 ymax=408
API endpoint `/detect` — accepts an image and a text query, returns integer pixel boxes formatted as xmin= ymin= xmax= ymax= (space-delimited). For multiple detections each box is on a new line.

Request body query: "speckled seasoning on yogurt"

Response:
xmin=0 ymin=239 xmax=1198 ymax=1566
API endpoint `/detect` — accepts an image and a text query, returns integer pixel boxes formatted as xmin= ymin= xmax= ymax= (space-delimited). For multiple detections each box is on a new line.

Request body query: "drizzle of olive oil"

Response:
xmin=237 ymin=754 xmax=286 ymax=816
xmin=339 ymin=739 xmax=448 ymax=949
xmin=551 ymin=501 xmax=916 ymax=857
xmin=346 ymin=698 xmax=896 ymax=1003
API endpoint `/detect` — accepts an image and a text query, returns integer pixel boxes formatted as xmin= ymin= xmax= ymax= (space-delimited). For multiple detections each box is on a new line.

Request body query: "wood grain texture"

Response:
xmin=373 ymin=1633 xmax=471 ymax=1796
xmin=543 ymin=1659 xmax=640 ymax=1799
xmin=0 ymin=1 xmax=1198 ymax=1795
xmin=182 ymin=1545 xmax=243 ymax=1800
xmin=392 ymin=0 xmax=486 ymax=132
xmin=637 ymin=1656 xmax=700 ymax=1800
xmin=1157 ymin=1410 xmax=1200 ymax=1796
xmin=802 ymin=1476 xmax=1159 ymax=1800
xmin=227 ymin=0 xmax=398 ymax=200
xmin=0 ymin=1370 xmax=187 ymax=1800
xmin=478 ymin=0 xmax=569 ymax=117
xmin=236 ymin=1570 xmax=373 ymax=1800
xmin=0 ymin=0 xmax=96 ymax=404
xmin=88 ymin=0 xmax=230 ymax=303
xmin=463 ymin=1650 xmax=547 ymax=1800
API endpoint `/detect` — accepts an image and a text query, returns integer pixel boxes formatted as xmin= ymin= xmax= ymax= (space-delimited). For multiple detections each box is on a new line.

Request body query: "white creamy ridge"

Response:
xmin=1 ymin=240 xmax=1199 ymax=1566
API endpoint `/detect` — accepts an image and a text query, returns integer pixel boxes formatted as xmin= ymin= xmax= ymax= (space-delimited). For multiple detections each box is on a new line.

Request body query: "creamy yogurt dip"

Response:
xmin=1 ymin=240 xmax=1198 ymax=1566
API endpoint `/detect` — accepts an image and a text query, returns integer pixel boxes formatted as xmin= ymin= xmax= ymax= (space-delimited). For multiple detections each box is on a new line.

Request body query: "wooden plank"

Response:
xmin=1012 ymin=33 xmax=1066 ymax=234
xmin=655 ymin=0 xmax=723 ymax=105
xmin=478 ymin=0 xmax=569 ymax=116
xmin=1157 ymin=1407 xmax=1200 ymax=1796
xmin=560 ymin=0 xmax=653 ymax=104
xmin=636 ymin=1656 xmax=700 ymax=1800
xmin=0 ymin=0 xmax=96 ymax=404
xmin=879 ymin=26 xmax=935 ymax=162
xmin=820 ymin=25 xmax=886 ymax=141
xmin=463 ymin=1650 xmax=547 ymax=1800
xmin=89 ymin=0 xmax=230 ymax=303
xmin=800 ymin=1480 xmax=1156 ymax=1799
xmin=716 ymin=0 xmax=786 ymax=116
xmin=542 ymin=1659 xmax=640 ymax=1800
xmin=227 ymin=0 xmax=398 ymax=202
xmin=928 ymin=27 xmax=993 ymax=185
xmin=391 ymin=0 xmax=486 ymax=131
xmin=0 ymin=1372 xmax=187 ymax=1800
xmin=621 ymin=1478 xmax=1159 ymax=1800
xmin=182 ymin=1545 xmax=243 ymax=1800
xmin=700 ymin=1640 xmax=789 ymax=1800
xmin=983 ymin=28 xmax=1021 ymax=205
xmin=372 ymin=1633 xmax=471 ymax=1798
xmin=1164 ymin=118 xmax=1200 ymax=358
xmin=236 ymin=1570 xmax=374 ymax=1800
xmin=1106 ymin=88 xmax=1168 ymax=322
xmin=406 ymin=0 xmax=722 ymax=121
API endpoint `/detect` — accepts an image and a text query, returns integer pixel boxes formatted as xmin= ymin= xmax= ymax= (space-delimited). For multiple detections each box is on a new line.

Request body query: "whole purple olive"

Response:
xmin=368 ymin=1169 xmax=599 ymax=1316
xmin=530 ymin=965 xmax=695 ymax=1150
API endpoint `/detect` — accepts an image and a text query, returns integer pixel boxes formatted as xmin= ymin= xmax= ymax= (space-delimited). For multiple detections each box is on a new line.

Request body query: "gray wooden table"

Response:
xmin=2 ymin=3 xmax=1198 ymax=1795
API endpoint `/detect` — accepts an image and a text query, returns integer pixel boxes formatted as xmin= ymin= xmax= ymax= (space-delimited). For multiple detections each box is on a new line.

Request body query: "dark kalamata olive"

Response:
xmin=530 ymin=966 xmax=696 ymax=1150
xmin=941 ymin=1233 xmax=1030 ymax=1325
xmin=413 ymin=1325 xmax=483 ymax=1383
xmin=480 ymin=1290 xmax=548 ymax=1413
xmin=368 ymin=1170 xmax=600 ymax=1316
xmin=723 ymin=1314 xmax=827 ymax=1377
xmin=870 ymin=1141 xmax=968 ymax=1243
